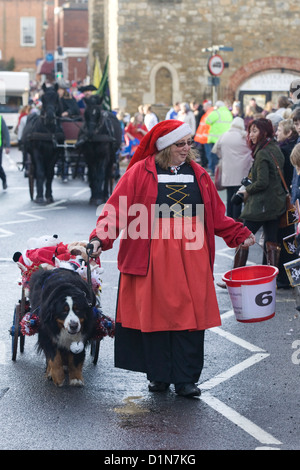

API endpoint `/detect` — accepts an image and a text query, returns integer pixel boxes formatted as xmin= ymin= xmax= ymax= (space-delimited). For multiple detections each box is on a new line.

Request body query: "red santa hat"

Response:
xmin=127 ymin=120 xmax=192 ymax=170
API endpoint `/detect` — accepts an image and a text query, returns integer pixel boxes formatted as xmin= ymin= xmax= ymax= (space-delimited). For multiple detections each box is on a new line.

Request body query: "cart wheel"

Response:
xmin=27 ymin=154 xmax=35 ymax=201
xmin=20 ymin=333 xmax=25 ymax=353
xmin=90 ymin=339 xmax=101 ymax=365
xmin=11 ymin=304 xmax=21 ymax=361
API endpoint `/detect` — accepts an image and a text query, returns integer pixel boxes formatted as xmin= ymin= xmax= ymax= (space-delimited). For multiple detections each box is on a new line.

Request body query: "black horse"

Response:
xmin=76 ymin=95 xmax=122 ymax=205
xmin=22 ymin=83 xmax=64 ymax=204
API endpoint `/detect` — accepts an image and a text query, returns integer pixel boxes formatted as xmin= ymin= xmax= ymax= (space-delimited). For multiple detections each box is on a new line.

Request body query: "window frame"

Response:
xmin=20 ymin=17 xmax=36 ymax=47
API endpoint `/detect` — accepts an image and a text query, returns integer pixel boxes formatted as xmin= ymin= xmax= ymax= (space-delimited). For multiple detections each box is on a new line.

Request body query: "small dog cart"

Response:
xmin=10 ymin=240 xmax=115 ymax=364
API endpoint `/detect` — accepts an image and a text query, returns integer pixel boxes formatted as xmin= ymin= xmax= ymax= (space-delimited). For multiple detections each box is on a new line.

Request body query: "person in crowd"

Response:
xmin=290 ymin=109 xmax=300 ymax=215
xmin=190 ymin=99 xmax=204 ymax=129
xmin=57 ymin=82 xmax=81 ymax=120
xmin=205 ymin=100 xmax=233 ymax=176
xmin=290 ymin=143 xmax=300 ymax=177
xmin=88 ymin=120 xmax=255 ymax=398
xmin=249 ymin=97 xmax=263 ymax=114
xmin=15 ymin=105 xmax=31 ymax=134
xmin=194 ymin=99 xmax=214 ymax=168
xmin=0 ymin=115 xmax=10 ymax=190
xmin=165 ymin=102 xmax=180 ymax=120
xmin=266 ymin=112 xmax=283 ymax=132
xmin=275 ymin=119 xmax=299 ymax=288
xmin=231 ymin=101 xmax=242 ymax=118
xmin=276 ymin=119 xmax=298 ymax=186
xmin=177 ymin=102 xmax=196 ymax=136
xmin=275 ymin=95 xmax=292 ymax=118
xmin=123 ymin=112 xmax=148 ymax=157
xmin=244 ymin=104 xmax=255 ymax=129
xmin=212 ymin=117 xmax=253 ymax=220
xmin=262 ymin=101 xmax=274 ymax=117
xmin=77 ymin=84 xmax=97 ymax=108
xmin=16 ymin=105 xmax=31 ymax=142
xmin=143 ymin=104 xmax=158 ymax=131
xmin=116 ymin=111 xmax=126 ymax=146
xmin=231 ymin=118 xmax=286 ymax=271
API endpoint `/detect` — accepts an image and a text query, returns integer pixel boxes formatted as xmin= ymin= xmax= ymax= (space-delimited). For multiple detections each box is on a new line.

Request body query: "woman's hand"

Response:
xmin=89 ymin=239 xmax=102 ymax=257
xmin=241 ymin=233 xmax=256 ymax=247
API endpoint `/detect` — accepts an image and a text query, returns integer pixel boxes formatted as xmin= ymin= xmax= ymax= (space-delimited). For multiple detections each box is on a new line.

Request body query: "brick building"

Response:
xmin=41 ymin=0 xmax=89 ymax=83
xmin=0 ymin=0 xmax=44 ymax=79
xmin=0 ymin=0 xmax=88 ymax=83
xmin=89 ymin=0 xmax=300 ymax=117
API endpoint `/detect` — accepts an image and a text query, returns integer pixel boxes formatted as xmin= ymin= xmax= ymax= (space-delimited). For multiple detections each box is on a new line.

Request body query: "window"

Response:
xmin=20 ymin=17 xmax=36 ymax=47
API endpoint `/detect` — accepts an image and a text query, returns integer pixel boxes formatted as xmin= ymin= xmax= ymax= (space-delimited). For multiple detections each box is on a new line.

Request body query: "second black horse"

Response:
xmin=76 ymin=95 xmax=122 ymax=205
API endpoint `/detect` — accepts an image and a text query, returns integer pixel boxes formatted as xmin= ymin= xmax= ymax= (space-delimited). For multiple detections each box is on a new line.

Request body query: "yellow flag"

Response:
xmin=93 ymin=55 xmax=102 ymax=89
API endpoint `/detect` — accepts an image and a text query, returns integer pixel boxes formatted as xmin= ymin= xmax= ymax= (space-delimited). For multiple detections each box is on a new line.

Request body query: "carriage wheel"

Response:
xmin=20 ymin=332 xmax=25 ymax=353
xmin=11 ymin=304 xmax=21 ymax=361
xmin=90 ymin=339 xmax=101 ymax=365
xmin=27 ymin=154 xmax=35 ymax=200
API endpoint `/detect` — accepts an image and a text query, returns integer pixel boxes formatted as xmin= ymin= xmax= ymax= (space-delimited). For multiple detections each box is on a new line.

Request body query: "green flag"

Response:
xmin=96 ymin=56 xmax=111 ymax=110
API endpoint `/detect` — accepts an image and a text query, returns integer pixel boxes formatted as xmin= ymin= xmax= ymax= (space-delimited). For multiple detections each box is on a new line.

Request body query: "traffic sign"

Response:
xmin=45 ymin=53 xmax=54 ymax=62
xmin=208 ymin=54 xmax=225 ymax=76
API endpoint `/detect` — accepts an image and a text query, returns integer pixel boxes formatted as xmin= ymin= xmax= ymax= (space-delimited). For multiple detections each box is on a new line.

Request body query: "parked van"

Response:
xmin=0 ymin=71 xmax=30 ymax=144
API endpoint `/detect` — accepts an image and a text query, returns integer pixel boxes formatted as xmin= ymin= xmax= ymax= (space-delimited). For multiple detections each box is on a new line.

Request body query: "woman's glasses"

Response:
xmin=173 ymin=140 xmax=193 ymax=148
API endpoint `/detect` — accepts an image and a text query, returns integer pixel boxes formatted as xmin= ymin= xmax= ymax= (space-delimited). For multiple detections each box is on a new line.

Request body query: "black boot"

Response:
xmin=265 ymin=241 xmax=281 ymax=267
xmin=233 ymin=245 xmax=249 ymax=268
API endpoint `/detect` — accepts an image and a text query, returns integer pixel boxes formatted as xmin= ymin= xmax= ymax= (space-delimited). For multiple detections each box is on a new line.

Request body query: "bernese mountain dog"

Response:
xmin=29 ymin=268 xmax=96 ymax=387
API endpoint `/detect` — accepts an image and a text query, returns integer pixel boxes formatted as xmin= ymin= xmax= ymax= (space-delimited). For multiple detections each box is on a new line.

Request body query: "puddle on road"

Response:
xmin=113 ymin=395 xmax=150 ymax=415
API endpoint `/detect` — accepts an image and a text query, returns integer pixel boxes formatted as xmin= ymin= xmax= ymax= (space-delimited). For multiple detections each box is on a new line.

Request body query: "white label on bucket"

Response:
xmin=228 ymin=280 xmax=276 ymax=321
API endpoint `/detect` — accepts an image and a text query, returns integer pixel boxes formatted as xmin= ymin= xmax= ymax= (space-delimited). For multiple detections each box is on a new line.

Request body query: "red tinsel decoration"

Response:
xmin=93 ymin=307 xmax=115 ymax=340
xmin=20 ymin=313 xmax=40 ymax=336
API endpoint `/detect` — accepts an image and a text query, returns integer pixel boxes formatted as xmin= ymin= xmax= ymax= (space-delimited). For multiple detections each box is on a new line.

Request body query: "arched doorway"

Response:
xmin=155 ymin=66 xmax=172 ymax=105
xmin=143 ymin=61 xmax=182 ymax=107
xmin=228 ymin=57 xmax=300 ymax=113
xmin=238 ymin=70 xmax=300 ymax=113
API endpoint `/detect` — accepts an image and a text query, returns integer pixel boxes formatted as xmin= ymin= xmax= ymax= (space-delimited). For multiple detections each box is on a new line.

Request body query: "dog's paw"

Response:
xmin=69 ymin=378 xmax=84 ymax=387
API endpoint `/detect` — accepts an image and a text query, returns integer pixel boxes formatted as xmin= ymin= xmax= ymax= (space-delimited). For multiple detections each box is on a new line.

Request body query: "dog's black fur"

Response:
xmin=29 ymin=268 xmax=96 ymax=386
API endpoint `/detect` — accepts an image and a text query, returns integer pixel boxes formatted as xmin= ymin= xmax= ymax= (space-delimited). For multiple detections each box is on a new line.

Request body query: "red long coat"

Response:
xmin=90 ymin=155 xmax=251 ymax=276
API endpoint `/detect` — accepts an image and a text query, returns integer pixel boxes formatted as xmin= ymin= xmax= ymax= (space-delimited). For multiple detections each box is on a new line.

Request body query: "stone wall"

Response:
xmin=90 ymin=0 xmax=300 ymax=114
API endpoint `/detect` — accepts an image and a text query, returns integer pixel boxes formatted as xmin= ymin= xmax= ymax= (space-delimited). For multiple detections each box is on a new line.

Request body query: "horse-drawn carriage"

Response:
xmin=21 ymin=84 xmax=122 ymax=205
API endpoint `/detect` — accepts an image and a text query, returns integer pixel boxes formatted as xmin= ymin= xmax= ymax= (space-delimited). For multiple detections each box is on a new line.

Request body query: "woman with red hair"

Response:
xmin=232 ymin=118 xmax=287 ymax=268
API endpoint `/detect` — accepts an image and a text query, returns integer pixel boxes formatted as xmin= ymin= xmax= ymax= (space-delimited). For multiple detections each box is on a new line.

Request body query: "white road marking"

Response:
xmin=200 ymin=301 xmax=282 ymax=447
xmin=220 ymin=309 xmax=234 ymax=320
xmin=201 ymin=392 xmax=282 ymax=446
xmin=0 ymin=228 xmax=14 ymax=238
xmin=0 ymin=205 xmax=66 ymax=231
xmin=201 ymin=353 xmax=269 ymax=390
xmin=210 ymin=326 xmax=265 ymax=352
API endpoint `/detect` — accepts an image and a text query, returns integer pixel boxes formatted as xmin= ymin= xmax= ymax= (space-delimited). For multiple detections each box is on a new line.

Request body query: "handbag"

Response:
xmin=270 ymin=152 xmax=298 ymax=228
xmin=214 ymin=161 xmax=224 ymax=191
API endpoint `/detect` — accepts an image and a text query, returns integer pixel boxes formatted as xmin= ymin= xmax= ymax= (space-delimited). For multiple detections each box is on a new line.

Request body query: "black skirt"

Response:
xmin=114 ymin=323 xmax=205 ymax=385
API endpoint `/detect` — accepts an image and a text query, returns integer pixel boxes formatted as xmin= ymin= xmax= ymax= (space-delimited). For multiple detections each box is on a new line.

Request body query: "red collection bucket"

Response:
xmin=222 ymin=265 xmax=279 ymax=323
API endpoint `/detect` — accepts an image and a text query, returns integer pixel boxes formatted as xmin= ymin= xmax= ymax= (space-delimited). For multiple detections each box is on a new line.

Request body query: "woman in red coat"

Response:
xmin=89 ymin=120 xmax=255 ymax=397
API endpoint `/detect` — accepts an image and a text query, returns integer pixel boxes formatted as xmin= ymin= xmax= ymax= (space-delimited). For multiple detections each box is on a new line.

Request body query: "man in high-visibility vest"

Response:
xmin=194 ymin=100 xmax=214 ymax=169
xmin=205 ymin=100 xmax=233 ymax=176
xmin=0 ymin=115 xmax=10 ymax=190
